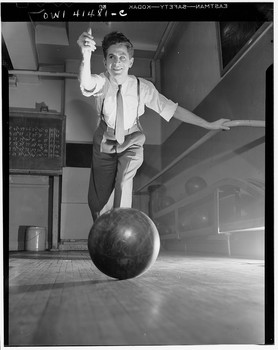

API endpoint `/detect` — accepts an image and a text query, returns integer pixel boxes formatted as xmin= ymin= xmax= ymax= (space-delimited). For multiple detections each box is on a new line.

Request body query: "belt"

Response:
xmin=99 ymin=119 xmax=141 ymax=136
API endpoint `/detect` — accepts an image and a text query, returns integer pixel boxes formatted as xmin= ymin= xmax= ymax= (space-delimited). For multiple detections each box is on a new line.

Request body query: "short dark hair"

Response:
xmin=102 ymin=31 xmax=134 ymax=58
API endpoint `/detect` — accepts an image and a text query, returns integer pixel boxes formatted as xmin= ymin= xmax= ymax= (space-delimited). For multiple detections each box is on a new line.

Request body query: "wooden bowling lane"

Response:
xmin=7 ymin=251 xmax=264 ymax=346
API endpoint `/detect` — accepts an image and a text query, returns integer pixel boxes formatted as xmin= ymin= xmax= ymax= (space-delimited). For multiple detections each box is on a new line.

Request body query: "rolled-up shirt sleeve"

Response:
xmin=80 ymin=73 xmax=106 ymax=97
xmin=143 ymin=80 xmax=178 ymax=121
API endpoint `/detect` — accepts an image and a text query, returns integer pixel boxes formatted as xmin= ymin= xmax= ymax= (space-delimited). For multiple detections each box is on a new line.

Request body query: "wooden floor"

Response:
xmin=7 ymin=250 xmax=265 ymax=347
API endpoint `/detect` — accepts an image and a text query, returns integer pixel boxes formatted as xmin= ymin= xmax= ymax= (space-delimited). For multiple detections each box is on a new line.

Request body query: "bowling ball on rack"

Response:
xmin=190 ymin=210 xmax=210 ymax=229
xmin=88 ymin=208 xmax=160 ymax=280
xmin=157 ymin=224 xmax=172 ymax=236
xmin=161 ymin=196 xmax=175 ymax=209
xmin=185 ymin=176 xmax=207 ymax=195
xmin=179 ymin=216 xmax=192 ymax=231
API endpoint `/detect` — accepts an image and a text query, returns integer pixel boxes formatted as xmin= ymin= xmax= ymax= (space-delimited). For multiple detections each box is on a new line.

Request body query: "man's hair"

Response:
xmin=102 ymin=31 xmax=134 ymax=58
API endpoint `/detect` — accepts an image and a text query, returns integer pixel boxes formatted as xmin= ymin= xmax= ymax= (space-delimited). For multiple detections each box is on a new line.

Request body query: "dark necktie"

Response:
xmin=115 ymin=84 xmax=124 ymax=144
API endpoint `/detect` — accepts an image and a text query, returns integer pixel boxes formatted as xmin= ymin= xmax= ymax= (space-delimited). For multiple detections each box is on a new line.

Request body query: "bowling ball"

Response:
xmin=179 ymin=216 xmax=192 ymax=231
xmin=191 ymin=210 xmax=210 ymax=229
xmin=88 ymin=208 xmax=160 ymax=280
xmin=161 ymin=196 xmax=175 ymax=209
xmin=185 ymin=176 xmax=207 ymax=195
xmin=158 ymin=224 xmax=172 ymax=236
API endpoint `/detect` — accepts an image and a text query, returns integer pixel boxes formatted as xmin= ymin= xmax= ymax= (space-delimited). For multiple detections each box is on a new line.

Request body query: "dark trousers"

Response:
xmin=88 ymin=121 xmax=145 ymax=220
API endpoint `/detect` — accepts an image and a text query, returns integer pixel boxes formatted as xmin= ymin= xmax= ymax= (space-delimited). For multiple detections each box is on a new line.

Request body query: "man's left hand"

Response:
xmin=209 ymin=119 xmax=231 ymax=130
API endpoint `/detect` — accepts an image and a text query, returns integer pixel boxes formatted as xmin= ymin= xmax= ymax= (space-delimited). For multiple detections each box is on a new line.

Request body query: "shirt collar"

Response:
xmin=107 ymin=72 xmax=131 ymax=88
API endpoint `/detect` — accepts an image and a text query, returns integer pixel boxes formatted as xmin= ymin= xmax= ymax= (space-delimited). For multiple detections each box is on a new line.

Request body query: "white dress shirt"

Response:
xmin=80 ymin=73 xmax=178 ymax=130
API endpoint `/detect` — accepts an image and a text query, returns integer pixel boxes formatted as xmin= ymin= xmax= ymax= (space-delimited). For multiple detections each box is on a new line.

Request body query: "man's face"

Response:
xmin=104 ymin=43 xmax=134 ymax=80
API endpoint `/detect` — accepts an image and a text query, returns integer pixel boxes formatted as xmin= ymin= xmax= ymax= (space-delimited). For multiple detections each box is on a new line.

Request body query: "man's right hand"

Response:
xmin=77 ymin=28 xmax=97 ymax=55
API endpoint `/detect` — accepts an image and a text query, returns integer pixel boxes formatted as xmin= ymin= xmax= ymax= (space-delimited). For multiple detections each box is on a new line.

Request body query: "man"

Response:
xmin=77 ymin=30 xmax=230 ymax=220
